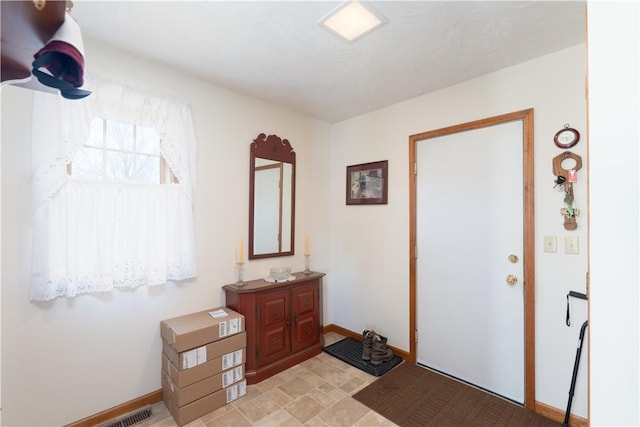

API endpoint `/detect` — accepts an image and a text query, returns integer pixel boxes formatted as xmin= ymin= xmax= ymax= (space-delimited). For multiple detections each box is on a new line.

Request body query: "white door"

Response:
xmin=416 ymin=120 xmax=525 ymax=403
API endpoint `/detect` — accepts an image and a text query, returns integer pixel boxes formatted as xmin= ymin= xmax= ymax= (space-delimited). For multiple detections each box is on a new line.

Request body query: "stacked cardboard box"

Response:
xmin=160 ymin=307 xmax=247 ymax=426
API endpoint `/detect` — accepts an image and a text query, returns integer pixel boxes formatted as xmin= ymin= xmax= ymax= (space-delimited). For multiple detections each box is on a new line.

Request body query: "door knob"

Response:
xmin=506 ymin=275 xmax=518 ymax=286
xmin=508 ymin=254 xmax=519 ymax=264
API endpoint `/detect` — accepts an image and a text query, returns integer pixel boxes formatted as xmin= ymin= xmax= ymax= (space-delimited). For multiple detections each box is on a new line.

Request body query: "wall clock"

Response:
xmin=554 ymin=124 xmax=580 ymax=148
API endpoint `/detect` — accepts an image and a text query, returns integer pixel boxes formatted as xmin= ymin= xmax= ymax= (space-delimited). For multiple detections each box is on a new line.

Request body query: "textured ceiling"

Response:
xmin=72 ymin=1 xmax=586 ymax=123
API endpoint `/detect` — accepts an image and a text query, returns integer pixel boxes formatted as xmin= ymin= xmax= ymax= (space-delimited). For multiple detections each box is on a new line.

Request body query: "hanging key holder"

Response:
xmin=553 ymin=151 xmax=582 ymax=230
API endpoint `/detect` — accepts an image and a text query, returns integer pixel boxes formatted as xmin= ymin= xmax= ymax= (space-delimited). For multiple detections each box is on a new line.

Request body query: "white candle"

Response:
xmin=305 ymin=234 xmax=310 ymax=256
xmin=238 ymin=237 xmax=243 ymax=263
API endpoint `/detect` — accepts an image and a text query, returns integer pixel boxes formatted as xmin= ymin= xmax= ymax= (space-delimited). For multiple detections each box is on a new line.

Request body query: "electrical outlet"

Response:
xmin=565 ymin=236 xmax=579 ymax=254
xmin=544 ymin=235 xmax=557 ymax=253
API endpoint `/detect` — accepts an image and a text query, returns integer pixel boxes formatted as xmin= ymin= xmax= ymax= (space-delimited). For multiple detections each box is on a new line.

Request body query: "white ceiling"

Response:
xmin=71 ymin=1 xmax=586 ymax=123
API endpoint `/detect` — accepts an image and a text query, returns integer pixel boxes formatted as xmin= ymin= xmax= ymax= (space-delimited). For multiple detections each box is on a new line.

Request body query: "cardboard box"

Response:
xmin=163 ymin=331 xmax=246 ymax=370
xmin=162 ymin=365 xmax=244 ymax=407
xmin=162 ymin=349 xmax=245 ymax=388
xmin=163 ymin=379 xmax=247 ymax=426
xmin=160 ymin=307 xmax=244 ymax=353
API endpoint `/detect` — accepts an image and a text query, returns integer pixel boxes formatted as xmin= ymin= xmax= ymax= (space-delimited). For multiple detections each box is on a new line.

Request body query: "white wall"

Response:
xmin=0 ymin=39 xmax=331 ymax=426
xmin=328 ymin=44 xmax=589 ymax=417
xmin=588 ymin=2 xmax=640 ymax=426
xmin=7 ymin=9 xmax=637 ymax=424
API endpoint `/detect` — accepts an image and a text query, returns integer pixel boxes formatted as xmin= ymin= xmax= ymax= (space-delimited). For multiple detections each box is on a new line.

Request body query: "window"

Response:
xmin=69 ymin=118 xmax=177 ymax=184
xmin=30 ymin=73 xmax=197 ymax=301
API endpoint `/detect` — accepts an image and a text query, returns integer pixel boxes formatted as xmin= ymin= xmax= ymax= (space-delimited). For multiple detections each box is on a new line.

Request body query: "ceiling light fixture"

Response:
xmin=318 ymin=1 xmax=387 ymax=43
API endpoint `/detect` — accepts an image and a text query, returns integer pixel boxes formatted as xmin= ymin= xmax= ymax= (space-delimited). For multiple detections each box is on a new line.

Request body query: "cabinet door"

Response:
xmin=257 ymin=290 xmax=291 ymax=367
xmin=291 ymin=282 xmax=319 ymax=353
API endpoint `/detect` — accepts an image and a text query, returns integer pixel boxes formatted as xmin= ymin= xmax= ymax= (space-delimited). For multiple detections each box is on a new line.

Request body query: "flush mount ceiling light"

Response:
xmin=318 ymin=1 xmax=387 ymax=42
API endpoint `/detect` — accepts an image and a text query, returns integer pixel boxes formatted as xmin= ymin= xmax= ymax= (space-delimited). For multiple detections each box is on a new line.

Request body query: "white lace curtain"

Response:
xmin=30 ymin=73 xmax=197 ymax=301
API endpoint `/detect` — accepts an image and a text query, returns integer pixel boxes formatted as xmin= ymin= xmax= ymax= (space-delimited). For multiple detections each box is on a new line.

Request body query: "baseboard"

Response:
xmin=65 ymin=389 xmax=162 ymax=427
xmin=323 ymin=324 xmax=411 ymax=362
xmin=536 ymin=400 xmax=588 ymax=427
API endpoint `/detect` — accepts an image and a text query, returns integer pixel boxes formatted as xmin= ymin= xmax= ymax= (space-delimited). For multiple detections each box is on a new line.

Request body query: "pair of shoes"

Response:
xmin=371 ymin=333 xmax=394 ymax=365
xmin=362 ymin=330 xmax=374 ymax=361
xmin=362 ymin=330 xmax=394 ymax=365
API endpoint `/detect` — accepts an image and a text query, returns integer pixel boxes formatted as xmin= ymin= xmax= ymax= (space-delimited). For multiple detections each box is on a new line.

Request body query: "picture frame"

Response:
xmin=346 ymin=160 xmax=388 ymax=205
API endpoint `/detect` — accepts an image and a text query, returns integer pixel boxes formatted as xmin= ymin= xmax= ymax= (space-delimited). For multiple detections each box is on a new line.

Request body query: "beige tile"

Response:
xmin=316 ymin=381 xmax=350 ymax=400
xmin=283 ymin=395 xmax=324 ymax=424
xmin=198 ymin=402 xmax=237 ymax=423
xmin=298 ymin=356 xmax=326 ymax=371
xmin=353 ymin=411 xmax=398 ymax=426
xmin=286 ymin=363 xmax=309 ymax=376
xmin=277 ymin=417 xmax=303 ymax=426
xmin=278 ymin=376 xmax=315 ymax=399
xmin=316 ymin=396 xmax=370 ymax=427
xmin=310 ymin=362 xmax=350 ymax=387
xmin=273 ymin=368 xmax=299 ymax=383
xmin=305 ymin=387 xmax=339 ymax=408
xmin=261 ymin=386 xmax=295 ymax=407
xmin=257 ymin=408 xmax=302 ymax=427
xmin=302 ymin=416 xmax=330 ymax=427
xmin=339 ymin=375 xmax=366 ymax=394
xmin=255 ymin=373 xmax=290 ymax=392
xmin=241 ymin=384 xmax=264 ymax=401
xmin=296 ymin=369 xmax=328 ymax=388
xmin=250 ymin=390 xmax=284 ymax=415
xmin=316 ymin=381 xmax=336 ymax=394
xmin=203 ymin=407 xmax=252 ymax=427
xmin=234 ymin=397 xmax=269 ymax=424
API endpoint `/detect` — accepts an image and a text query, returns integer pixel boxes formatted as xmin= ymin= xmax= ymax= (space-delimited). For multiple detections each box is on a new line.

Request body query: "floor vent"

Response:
xmin=96 ymin=405 xmax=152 ymax=427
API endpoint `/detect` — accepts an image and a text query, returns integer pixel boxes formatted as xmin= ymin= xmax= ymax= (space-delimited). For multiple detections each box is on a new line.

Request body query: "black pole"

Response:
xmin=562 ymin=320 xmax=588 ymax=427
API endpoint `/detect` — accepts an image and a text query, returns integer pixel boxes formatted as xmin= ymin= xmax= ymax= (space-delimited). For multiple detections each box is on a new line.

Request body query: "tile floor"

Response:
xmin=142 ymin=332 xmax=399 ymax=427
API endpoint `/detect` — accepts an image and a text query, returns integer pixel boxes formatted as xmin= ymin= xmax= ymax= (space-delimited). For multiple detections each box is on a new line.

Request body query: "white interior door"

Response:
xmin=416 ymin=120 xmax=525 ymax=403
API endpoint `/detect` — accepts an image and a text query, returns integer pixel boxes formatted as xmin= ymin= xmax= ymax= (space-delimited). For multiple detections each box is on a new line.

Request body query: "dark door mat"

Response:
xmin=323 ymin=337 xmax=403 ymax=376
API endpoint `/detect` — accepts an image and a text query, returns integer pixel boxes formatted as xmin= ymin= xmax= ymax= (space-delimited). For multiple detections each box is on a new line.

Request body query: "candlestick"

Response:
xmin=235 ymin=262 xmax=245 ymax=286
xmin=303 ymin=254 xmax=312 ymax=275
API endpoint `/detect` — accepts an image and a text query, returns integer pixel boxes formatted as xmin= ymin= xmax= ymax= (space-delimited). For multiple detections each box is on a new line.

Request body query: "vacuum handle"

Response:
xmin=566 ymin=291 xmax=588 ymax=326
xmin=569 ymin=291 xmax=587 ymax=300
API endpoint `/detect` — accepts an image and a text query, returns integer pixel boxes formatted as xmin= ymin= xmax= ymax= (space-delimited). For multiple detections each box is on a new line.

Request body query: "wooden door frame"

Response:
xmin=408 ymin=108 xmax=535 ymax=410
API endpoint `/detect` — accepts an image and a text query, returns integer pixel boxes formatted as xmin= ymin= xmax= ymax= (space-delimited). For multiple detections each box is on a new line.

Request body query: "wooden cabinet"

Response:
xmin=224 ymin=272 xmax=324 ymax=384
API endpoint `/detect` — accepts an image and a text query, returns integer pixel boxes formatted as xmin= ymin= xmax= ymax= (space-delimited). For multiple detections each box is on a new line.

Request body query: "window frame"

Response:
xmin=67 ymin=117 xmax=178 ymax=184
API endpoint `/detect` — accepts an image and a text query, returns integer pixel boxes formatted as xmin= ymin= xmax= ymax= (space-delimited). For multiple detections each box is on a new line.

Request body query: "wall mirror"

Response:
xmin=249 ymin=133 xmax=296 ymax=259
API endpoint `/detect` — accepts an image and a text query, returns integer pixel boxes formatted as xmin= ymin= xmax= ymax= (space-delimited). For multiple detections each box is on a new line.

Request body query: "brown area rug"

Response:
xmin=352 ymin=363 xmax=560 ymax=427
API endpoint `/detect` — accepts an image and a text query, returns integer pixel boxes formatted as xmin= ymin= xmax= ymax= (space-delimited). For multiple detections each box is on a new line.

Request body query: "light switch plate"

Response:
xmin=544 ymin=235 xmax=557 ymax=253
xmin=565 ymin=236 xmax=579 ymax=254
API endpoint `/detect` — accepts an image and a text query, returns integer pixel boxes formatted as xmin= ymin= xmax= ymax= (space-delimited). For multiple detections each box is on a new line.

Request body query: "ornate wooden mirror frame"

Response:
xmin=249 ymin=133 xmax=296 ymax=259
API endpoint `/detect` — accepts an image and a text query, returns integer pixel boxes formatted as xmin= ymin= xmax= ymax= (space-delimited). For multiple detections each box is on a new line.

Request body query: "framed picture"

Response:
xmin=346 ymin=160 xmax=388 ymax=205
